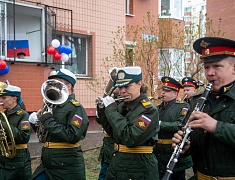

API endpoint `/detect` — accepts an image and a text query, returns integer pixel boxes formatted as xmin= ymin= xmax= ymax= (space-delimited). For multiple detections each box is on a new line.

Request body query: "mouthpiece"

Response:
xmin=115 ymin=96 xmax=130 ymax=101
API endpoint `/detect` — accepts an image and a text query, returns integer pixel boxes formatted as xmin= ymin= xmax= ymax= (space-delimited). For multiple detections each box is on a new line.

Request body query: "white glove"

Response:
xmin=103 ymin=96 xmax=115 ymax=107
xmin=95 ymin=96 xmax=104 ymax=108
xmin=29 ymin=112 xmax=38 ymax=124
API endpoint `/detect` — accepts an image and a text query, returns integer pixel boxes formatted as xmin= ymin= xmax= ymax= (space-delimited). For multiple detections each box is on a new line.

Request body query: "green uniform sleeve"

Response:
xmin=43 ymin=102 xmax=89 ymax=143
xmin=214 ymin=121 xmax=235 ymax=148
xmin=160 ymin=103 xmax=189 ymax=133
xmin=105 ymin=102 xmax=159 ymax=148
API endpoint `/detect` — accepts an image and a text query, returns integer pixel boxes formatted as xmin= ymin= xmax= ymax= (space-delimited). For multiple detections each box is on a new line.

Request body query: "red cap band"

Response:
xmin=183 ymin=82 xmax=196 ymax=89
xmin=163 ymin=82 xmax=180 ymax=91
xmin=202 ymin=46 xmax=235 ymax=56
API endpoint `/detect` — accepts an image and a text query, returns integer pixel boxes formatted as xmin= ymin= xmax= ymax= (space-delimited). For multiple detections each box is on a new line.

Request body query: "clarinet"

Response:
xmin=161 ymin=82 xmax=213 ymax=180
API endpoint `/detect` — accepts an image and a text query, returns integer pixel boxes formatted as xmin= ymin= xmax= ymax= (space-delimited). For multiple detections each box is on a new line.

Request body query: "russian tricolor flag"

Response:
xmin=139 ymin=115 xmax=152 ymax=125
xmin=7 ymin=40 xmax=30 ymax=57
xmin=74 ymin=114 xmax=83 ymax=122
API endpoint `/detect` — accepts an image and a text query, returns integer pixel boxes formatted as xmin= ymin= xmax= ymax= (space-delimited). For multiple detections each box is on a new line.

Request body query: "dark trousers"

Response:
xmin=98 ymin=160 xmax=109 ymax=180
xmin=160 ymin=170 xmax=186 ymax=180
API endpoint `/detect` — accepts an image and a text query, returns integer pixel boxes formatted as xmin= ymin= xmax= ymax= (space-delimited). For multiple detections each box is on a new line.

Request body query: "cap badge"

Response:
xmin=205 ymin=48 xmax=210 ymax=55
xmin=200 ymin=40 xmax=210 ymax=48
xmin=185 ymin=78 xmax=188 ymax=81
xmin=165 ymin=78 xmax=169 ymax=82
xmin=118 ymin=72 xmax=125 ymax=80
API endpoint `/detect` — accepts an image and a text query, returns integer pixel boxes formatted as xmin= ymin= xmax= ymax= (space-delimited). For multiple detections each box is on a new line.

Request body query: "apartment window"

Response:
xmin=0 ymin=2 xmax=44 ymax=62
xmin=126 ymin=0 xmax=133 ymax=15
xmin=184 ymin=7 xmax=191 ymax=13
xmin=202 ymin=5 xmax=206 ymax=10
xmin=184 ymin=44 xmax=190 ymax=50
xmin=56 ymin=33 xmax=93 ymax=76
xmin=184 ymin=17 xmax=191 ymax=22
xmin=161 ymin=0 xmax=170 ymax=16
xmin=158 ymin=48 xmax=184 ymax=78
xmin=185 ymin=52 xmax=191 ymax=58
xmin=126 ymin=48 xmax=134 ymax=66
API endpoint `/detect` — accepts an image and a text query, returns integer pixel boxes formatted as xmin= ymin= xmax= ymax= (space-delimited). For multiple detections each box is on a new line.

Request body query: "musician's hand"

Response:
xmin=95 ymin=96 xmax=104 ymax=108
xmin=188 ymin=111 xmax=217 ymax=133
xmin=103 ymin=96 xmax=115 ymax=107
xmin=29 ymin=112 xmax=38 ymax=124
xmin=39 ymin=112 xmax=53 ymax=123
xmin=172 ymin=130 xmax=190 ymax=154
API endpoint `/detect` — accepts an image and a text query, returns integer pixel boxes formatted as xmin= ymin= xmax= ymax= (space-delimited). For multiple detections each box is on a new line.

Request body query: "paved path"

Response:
xmin=28 ymin=131 xmax=104 ymax=158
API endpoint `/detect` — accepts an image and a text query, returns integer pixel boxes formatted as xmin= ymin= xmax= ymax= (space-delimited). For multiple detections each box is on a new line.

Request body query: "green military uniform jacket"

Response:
xmin=98 ymin=135 xmax=115 ymax=163
xmin=153 ymin=99 xmax=193 ymax=174
xmin=32 ymin=94 xmax=89 ymax=180
xmin=96 ymin=107 xmax=115 ymax=163
xmin=0 ymin=105 xmax=32 ymax=180
xmin=99 ymin=93 xmax=160 ymax=180
xmin=189 ymin=81 xmax=235 ymax=177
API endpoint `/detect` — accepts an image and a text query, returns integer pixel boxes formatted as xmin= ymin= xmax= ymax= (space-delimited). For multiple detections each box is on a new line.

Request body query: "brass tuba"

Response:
xmin=0 ymin=82 xmax=16 ymax=158
xmin=36 ymin=79 xmax=69 ymax=143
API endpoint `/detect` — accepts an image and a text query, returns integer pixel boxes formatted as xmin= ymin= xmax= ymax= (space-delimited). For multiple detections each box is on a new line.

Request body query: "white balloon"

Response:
xmin=61 ymin=53 xmax=69 ymax=62
xmin=51 ymin=39 xmax=60 ymax=48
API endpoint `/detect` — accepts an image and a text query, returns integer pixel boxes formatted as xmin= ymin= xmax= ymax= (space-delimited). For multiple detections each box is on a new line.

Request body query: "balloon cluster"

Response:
xmin=46 ymin=39 xmax=72 ymax=62
xmin=0 ymin=60 xmax=9 ymax=75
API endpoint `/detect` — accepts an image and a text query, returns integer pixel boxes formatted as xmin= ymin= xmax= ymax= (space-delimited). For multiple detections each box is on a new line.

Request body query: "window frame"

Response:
xmin=0 ymin=1 xmax=45 ymax=63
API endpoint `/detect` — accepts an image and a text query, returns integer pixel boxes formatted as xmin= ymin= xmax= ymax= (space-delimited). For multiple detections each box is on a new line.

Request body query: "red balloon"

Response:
xmin=0 ymin=60 xmax=7 ymax=70
xmin=53 ymin=52 xmax=62 ymax=61
xmin=46 ymin=46 xmax=56 ymax=55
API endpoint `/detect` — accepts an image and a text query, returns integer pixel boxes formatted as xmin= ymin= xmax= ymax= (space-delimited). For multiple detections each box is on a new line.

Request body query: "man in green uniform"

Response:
xmin=172 ymin=37 xmax=235 ymax=180
xmin=153 ymin=76 xmax=192 ymax=180
xmin=0 ymin=84 xmax=32 ymax=179
xmin=97 ymin=66 xmax=160 ymax=180
xmin=32 ymin=69 xmax=89 ymax=180
xmin=181 ymin=77 xmax=199 ymax=103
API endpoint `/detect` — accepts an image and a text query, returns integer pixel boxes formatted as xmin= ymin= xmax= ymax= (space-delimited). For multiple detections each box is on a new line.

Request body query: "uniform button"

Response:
xmin=222 ymin=105 xmax=226 ymax=107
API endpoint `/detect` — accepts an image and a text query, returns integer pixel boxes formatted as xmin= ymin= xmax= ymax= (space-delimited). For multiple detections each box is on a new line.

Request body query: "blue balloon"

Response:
xmin=57 ymin=45 xmax=66 ymax=54
xmin=64 ymin=46 xmax=72 ymax=55
xmin=0 ymin=65 xmax=9 ymax=75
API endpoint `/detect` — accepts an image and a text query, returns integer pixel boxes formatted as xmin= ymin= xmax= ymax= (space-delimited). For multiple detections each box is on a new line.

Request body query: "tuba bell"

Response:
xmin=0 ymin=82 xmax=16 ymax=158
xmin=36 ymin=79 xmax=69 ymax=143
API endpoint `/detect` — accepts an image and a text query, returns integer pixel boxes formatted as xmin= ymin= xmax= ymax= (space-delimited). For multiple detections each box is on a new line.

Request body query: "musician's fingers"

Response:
xmin=182 ymin=141 xmax=190 ymax=154
xmin=172 ymin=130 xmax=183 ymax=147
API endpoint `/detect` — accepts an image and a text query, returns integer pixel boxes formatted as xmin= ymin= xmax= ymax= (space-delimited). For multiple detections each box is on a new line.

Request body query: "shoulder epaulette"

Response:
xmin=141 ymin=99 xmax=152 ymax=109
xmin=70 ymin=99 xmax=80 ymax=106
xmin=16 ymin=110 xmax=23 ymax=115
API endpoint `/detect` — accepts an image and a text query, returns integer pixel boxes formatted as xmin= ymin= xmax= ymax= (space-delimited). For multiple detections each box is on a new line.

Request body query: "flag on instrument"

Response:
xmin=7 ymin=40 xmax=30 ymax=57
